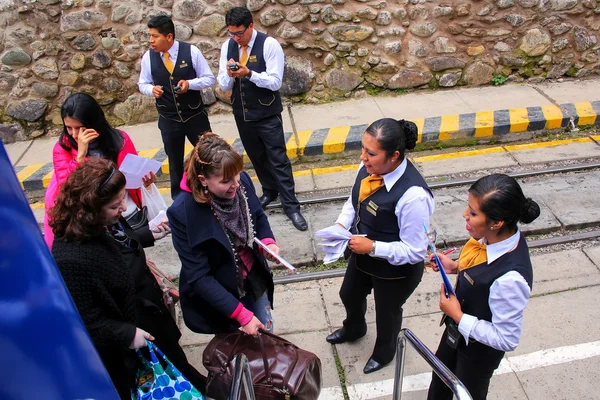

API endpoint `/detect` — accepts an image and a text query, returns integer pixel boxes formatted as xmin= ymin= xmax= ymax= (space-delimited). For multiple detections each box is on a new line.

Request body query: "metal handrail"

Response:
xmin=229 ymin=353 xmax=256 ymax=400
xmin=393 ymin=328 xmax=472 ymax=400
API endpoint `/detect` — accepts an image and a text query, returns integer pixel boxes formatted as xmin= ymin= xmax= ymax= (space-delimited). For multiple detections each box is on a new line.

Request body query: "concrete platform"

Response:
xmin=7 ymin=77 xmax=600 ymax=198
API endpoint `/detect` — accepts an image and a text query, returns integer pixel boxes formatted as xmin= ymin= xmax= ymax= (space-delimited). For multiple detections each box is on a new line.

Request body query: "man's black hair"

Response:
xmin=148 ymin=15 xmax=175 ymax=38
xmin=225 ymin=7 xmax=253 ymax=27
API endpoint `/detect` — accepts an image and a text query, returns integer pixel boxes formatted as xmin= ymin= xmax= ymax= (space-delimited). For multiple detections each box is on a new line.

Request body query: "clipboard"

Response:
xmin=423 ymin=224 xmax=455 ymax=298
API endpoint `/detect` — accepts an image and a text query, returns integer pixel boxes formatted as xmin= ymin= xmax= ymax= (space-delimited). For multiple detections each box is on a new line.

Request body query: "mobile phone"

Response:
xmin=228 ymin=63 xmax=239 ymax=71
xmin=173 ymin=85 xmax=181 ymax=93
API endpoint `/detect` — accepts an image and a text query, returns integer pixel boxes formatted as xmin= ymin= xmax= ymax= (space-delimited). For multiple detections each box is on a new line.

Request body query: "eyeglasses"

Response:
xmin=228 ymin=27 xmax=248 ymax=38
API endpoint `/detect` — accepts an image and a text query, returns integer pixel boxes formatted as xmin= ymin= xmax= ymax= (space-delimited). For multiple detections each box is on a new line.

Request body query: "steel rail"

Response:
xmin=393 ymin=328 xmax=472 ymax=400
xmin=265 ymin=161 xmax=600 ymax=209
xmin=273 ymin=229 xmax=600 ymax=285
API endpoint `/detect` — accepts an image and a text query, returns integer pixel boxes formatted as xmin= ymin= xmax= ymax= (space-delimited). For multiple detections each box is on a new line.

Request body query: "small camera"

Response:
xmin=228 ymin=63 xmax=240 ymax=71
xmin=173 ymin=85 xmax=181 ymax=93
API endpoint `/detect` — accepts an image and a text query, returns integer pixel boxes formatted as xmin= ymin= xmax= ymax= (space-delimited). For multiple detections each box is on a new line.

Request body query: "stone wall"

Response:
xmin=1 ymin=0 xmax=599 ymax=143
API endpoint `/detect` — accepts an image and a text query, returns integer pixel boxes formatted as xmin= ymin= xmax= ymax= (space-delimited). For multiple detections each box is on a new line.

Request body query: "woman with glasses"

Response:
xmin=43 ymin=93 xmax=167 ymax=249
xmin=50 ymin=158 xmax=205 ymax=399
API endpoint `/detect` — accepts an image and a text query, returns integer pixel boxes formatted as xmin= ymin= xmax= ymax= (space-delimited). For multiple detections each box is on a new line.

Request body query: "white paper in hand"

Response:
xmin=148 ymin=210 xmax=168 ymax=232
xmin=316 ymin=225 xmax=353 ymax=264
xmin=119 ymin=154 xmax=163 ymax=189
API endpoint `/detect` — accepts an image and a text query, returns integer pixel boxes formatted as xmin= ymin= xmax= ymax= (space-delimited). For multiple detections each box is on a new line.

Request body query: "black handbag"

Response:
xmin=126 ymin=206 xmax=148 ymax=231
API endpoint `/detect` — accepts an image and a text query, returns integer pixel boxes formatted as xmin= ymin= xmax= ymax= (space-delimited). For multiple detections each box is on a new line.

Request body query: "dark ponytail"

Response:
xmin=365 ymin=117 xmax=419 ymax=161
xmin=469 ymin=174 xmax=540 ymax=233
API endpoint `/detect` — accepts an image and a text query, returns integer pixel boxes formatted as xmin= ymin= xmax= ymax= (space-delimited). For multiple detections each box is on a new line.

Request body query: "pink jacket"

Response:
xmin=43 ymin=130 xmax=142 ymax=248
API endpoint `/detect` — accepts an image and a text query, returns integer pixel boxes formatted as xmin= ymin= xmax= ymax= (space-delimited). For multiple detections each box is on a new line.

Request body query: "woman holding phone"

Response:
xmin=427 ymin=174 xmax=540 ymax=400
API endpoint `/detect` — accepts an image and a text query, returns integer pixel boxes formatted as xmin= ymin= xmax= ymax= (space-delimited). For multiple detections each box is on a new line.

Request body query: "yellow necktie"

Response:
xmin=163 ymin=51 xmax=174 ymax=74
xmin=358 ymin=174 xmax=384 ymax=203
xmin=457 ymin=238 xmax=488 ymax=271
xmin=240 ymin=46 xmax=249 ymax=66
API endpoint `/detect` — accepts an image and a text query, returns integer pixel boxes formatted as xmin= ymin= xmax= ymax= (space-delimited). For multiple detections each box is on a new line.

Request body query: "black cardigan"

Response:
xmin=52 ymin=233 xmax=138 ymax=349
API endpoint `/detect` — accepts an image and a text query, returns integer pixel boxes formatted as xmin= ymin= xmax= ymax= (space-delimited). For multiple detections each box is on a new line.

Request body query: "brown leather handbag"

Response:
xmin=202 ymin=330 xmax=322 ymax=399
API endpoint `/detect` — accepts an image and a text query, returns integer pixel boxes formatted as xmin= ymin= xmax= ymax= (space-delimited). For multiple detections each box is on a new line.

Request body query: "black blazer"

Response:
xmin=167 ymin=172 xmax=275 ymax=334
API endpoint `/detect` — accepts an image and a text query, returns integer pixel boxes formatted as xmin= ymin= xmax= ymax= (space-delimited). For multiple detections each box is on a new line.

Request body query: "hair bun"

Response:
xmin=399 ymin=119 xmax=418 ymax=151
xmin=520 ymin=197 xmax=540 ymax=224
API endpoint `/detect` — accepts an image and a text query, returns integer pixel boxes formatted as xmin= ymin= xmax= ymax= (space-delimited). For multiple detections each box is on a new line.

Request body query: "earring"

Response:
xmin=203 ymin=185 xmax=209 ymax=195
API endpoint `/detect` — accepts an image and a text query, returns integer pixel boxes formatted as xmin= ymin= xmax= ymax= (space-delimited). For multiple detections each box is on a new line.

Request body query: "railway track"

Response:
xmin=274 ymin=228 xmax=600 ymax=285
xmin=266 ymin=161 xmax=600 ymax=210
xmin=269 ymin=160 xmax=600 ymax=285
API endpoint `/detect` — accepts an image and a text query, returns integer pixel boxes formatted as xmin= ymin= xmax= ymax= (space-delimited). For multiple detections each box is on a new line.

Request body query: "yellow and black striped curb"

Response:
xmin=15 ymin=100 xmax=600 ymax=193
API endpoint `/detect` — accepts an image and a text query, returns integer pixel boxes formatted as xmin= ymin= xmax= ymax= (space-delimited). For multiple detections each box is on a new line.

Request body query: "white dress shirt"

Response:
xmin=217 ymin=29 xmax=284 ymax=92
xmin=137 ymin=41 xmax=215 ymax=97
xmin=336 ymin=159 xmax=435 ymax=266
xmin=458 ymin=231 xmax=532 ymax=352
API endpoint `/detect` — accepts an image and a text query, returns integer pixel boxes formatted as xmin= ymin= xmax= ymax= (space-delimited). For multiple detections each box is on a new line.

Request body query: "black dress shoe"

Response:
xmin=325 ymin=328 xmax=366 ymax=344
xmin=288 ymin=212 xmax=308 ymax=231
xmin=363 ymin=357 xmax=391 ymax=374
xmin=259 ymin=194 xmax=277 ymax=209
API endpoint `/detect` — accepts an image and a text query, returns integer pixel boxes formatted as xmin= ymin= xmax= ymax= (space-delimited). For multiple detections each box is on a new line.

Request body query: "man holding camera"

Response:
xmin=217 ymin=6 xmax=307 ymax=231
xmin=138 ymin=15 xmax=215 ymax=199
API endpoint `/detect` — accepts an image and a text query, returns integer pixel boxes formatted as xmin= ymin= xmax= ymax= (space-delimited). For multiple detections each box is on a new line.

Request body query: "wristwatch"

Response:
xmin=247 ymin=69 xmax=253 ymax=79
xmin=369 ymin=241 xmax=377 ymax=257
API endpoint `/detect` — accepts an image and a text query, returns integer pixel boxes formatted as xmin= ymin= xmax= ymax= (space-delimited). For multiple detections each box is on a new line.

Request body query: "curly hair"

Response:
xmin=49 ymin=158 xmax=126 ymax=242
xmin=185 ymin=132 xmax=243 ymax=203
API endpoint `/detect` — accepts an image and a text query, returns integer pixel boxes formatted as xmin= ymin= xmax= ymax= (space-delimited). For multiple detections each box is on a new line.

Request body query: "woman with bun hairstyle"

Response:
xmin=427 ymin=174 xmax=540 ymax=400
xmin=168 ymin=133 xmax=278 ymax=336
xmin=325 ymin=118 xmax=435 ymax=374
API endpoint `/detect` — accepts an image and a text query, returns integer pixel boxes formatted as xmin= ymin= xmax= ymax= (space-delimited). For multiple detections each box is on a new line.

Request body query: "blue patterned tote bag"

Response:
xmin=133 ymin=341 xmax=204 ymax=400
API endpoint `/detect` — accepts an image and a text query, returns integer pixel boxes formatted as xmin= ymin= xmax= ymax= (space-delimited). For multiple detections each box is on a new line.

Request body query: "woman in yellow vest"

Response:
xmin=325 ymin=118 xmax=435 ymax=374
xmin=428 ymin=173 xmax=540 ymax=400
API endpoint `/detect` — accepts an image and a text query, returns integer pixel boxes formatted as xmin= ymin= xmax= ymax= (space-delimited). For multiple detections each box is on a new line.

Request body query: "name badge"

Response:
xmin=179 ymin=61 xmax=188 ymax=68
xmin=464 ymin=272 xmax=475 ymax=286
xmin=248 ymin=55 xmax=258 ymax=63
xmin=368 ymin=200 xmax=379 ymax=211
xmin=366 ymin=205 xmax=377 ymax=216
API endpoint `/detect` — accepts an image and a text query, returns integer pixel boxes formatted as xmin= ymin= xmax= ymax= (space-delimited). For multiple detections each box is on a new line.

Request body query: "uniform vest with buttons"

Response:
xmin=350 ymin=161 xmax=432 ymax=279
xmin=456 ymin=234 xmax=533 ymax=324
xmin=226 ymin=32 xmax=284 ymax=122
xmin=150 ymin=42 xmax=204 ymax=122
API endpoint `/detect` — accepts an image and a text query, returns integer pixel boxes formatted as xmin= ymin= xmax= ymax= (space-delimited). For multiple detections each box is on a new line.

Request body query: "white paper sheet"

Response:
xmin=119 ymin=154 xmax=163 ymax=189
xmin=148 ymin=210 xmax=168 ymax=232
xmin=315 ymin=225 xmax=354 ymax=264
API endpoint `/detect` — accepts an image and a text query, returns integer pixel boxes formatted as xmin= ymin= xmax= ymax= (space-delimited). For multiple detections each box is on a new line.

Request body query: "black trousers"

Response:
xmin=158 ymin=111 xmax=211 ymax=199
xmin=339 ymin=254 xmax=423 ymax=363
xmin=427 ymin=329 xmax=504 ymax=400
xmin=235 ymin=114 xmax=299 ymax=214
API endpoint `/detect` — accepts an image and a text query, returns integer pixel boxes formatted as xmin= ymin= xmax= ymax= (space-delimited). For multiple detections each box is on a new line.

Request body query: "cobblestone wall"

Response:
xmin=1 ymin=0 xmax=599 ymax=143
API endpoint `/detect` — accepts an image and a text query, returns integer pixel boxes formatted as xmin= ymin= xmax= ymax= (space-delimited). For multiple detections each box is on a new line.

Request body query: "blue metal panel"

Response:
xmin=0 ymin=143 xmax=119 ymax=400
